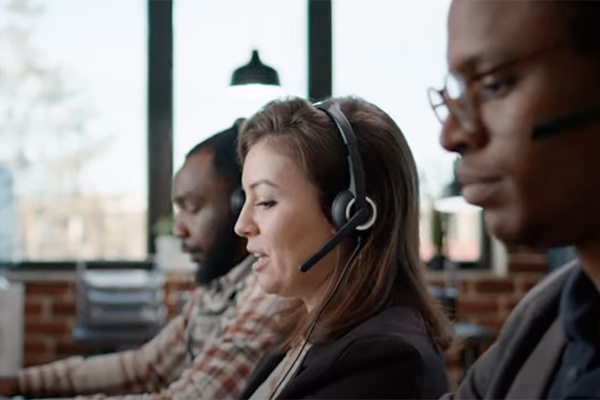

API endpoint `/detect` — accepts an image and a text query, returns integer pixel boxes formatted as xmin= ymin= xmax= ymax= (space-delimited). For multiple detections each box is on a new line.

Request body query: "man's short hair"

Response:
xmin=555 ymin=1 xmax=600 ymax=55
xmin=186 ymin=119 xmax=243 ymax=190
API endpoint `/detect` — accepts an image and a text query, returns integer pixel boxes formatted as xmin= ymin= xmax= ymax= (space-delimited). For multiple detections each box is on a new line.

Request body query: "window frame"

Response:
xmin=7 ymin=0 xmax=490 ymax=271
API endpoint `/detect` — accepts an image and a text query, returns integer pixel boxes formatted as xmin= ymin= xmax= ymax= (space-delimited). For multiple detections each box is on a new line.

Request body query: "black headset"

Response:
xmin=230 ymin=118 xmax=246 ymax=219
xmin=230 ymin=186 xmax=245 ymax=219
xmin=318 ymin=100 xmax=377 ymax=230
xmin=229 ymin=100 xmax=377 ymax=273
xmin=297 ymin=100 xmax=377 ymax=272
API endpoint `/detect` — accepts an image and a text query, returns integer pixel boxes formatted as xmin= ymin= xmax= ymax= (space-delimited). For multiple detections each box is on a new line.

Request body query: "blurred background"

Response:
xmin=0 ymin=0 xmax=561 ymax=389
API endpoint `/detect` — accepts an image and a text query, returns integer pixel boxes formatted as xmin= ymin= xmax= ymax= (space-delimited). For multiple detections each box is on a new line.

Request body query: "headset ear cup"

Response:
xmin=331 ymin=190 xmax=355 ymax=229
xmin=230 ymin=187 xmax=245 ymax=219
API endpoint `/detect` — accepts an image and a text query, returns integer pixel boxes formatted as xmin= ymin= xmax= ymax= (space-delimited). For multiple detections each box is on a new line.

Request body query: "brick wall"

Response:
xmin=15 ymin=275 xmax=197 ymax=368
xmin=14 ymin=248 xmax=547 ymax=390
xmin=429 ymin=249 xmax=547 ymax=388
xmin=22 ymin=281 xmax=80 ymax=367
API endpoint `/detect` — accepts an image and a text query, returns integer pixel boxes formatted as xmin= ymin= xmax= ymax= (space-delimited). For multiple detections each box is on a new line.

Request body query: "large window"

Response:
xmin=0 ymin=0 xmax=147 ymax=261
xmin=173 ymin=0 xmax=307 ymax=169
xmin=0 ymin=0 xmax=484 ymax=266
xmin=333 ymin=0 xmax=454 ymax=193
xmin=333 ymin=0 xmax=485 ymax=265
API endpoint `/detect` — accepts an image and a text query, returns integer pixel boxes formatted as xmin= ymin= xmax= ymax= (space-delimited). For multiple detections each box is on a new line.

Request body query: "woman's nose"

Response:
xmin=234 ymin=205 xmax=258 ymax=238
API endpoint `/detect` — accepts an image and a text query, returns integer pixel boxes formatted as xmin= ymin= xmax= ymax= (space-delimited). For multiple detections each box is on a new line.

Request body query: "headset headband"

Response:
xmin=314 ymin=100 xmax=368 ymax=214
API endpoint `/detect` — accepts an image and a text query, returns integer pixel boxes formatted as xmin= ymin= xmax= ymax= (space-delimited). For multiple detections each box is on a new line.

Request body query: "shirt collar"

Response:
xmin=559 ymin=264 xmax=600 ymax=342
xmin=210 ymin=254 xmax=254 ymax=292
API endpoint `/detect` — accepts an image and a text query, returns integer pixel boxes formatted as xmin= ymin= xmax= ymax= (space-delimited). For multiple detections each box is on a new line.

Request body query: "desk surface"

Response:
xmin=73 ymin=323 xmax=161 ymax=346
xmin=453 ymin=322 xmax=495 ymax=343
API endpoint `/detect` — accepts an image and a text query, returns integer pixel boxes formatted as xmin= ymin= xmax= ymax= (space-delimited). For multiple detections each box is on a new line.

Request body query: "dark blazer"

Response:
xmin=240 ymin=304 xmax=448 ymax=399
xmin=444 ymin=260 xmax=578 ymax=399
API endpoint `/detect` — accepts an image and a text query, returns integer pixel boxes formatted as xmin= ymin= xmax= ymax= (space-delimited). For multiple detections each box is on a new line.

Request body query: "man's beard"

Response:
xmin=195 ymin=219 xmax=245 ymax=285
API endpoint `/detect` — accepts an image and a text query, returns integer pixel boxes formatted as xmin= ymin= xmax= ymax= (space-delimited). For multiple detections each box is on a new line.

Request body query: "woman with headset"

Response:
xmin=234 ymin=96 xmax=451 ymax=399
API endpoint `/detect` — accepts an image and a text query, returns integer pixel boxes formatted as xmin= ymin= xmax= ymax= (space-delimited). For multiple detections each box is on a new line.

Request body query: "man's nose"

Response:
xmin=439 ymin=113 xmax=488 ymax=155
xmin=172 ymin=215 xmax=189 ymax=238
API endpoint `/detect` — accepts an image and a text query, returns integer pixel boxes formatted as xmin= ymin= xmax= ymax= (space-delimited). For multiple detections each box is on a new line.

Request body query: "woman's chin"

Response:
xmin=255 ymin=275 xmax=278 ymax=295
xmin=256 ymin=277 xmax=298 ymax=299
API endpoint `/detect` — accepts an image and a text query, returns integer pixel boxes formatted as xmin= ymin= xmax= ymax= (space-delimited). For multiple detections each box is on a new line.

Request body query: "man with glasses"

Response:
xmin=430 ymin=1 xmax=600 ymax=398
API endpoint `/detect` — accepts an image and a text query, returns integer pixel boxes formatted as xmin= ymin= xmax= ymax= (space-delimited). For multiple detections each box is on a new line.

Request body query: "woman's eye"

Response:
xmin=256 ymin=200 xmax=276 ymax=209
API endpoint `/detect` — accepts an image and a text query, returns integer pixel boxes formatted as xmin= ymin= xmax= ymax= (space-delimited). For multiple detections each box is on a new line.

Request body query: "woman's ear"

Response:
xmin=328 ymin=220 xmax=337 ymax=235
xmin=320 ymin=213 xmax=337 ymax=235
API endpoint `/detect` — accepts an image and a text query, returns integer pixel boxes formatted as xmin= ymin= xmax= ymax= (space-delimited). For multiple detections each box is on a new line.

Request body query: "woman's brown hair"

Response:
xmin=238 ymin=96 xmax=452 ymax=353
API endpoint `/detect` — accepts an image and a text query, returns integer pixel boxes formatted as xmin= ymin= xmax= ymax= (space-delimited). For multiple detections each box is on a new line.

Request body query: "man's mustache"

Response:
xmin=182 ymin=243 xmax=203 ymax=255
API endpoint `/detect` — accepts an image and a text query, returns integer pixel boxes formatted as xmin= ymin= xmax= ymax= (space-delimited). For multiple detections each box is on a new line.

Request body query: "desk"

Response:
xmin=73 ymin=323 xmax=161 ymax=346
xmin=74 ymin=268 xmax=165 ymax=353
xmin=72 ymin=323 xmax=162 ymax=355
xmin=453 ymin=322 xmax=495 ymax=379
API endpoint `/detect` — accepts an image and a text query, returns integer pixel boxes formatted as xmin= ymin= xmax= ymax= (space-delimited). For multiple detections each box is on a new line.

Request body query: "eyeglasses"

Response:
xmin=428 ymin=44 xmax=562 ymax=131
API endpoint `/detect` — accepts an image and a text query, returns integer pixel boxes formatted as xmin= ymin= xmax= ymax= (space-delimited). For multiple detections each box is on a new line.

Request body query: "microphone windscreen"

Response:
xmin=531 ymin=104 xmax=600 ymax=140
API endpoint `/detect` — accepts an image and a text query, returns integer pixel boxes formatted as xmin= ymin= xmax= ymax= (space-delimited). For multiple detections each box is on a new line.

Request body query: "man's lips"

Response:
xmin=457 ymin=173 xmax=503 ymax=206
xmin=183 ymin=246 xmax=205 ymax=263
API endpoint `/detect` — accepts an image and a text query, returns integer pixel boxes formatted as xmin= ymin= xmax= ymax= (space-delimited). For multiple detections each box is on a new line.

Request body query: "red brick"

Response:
xmin=24 ymin=354 xmax=56 ymax=368
xmin=25 ymin=313 xmax=44 ymax=324
xmin=474 ymin=279 xmax=515 ymax=294
xmin=509 ymin=250 xmax=546 ymax=259
xmin=52 ymin=299 xmax=76 ymax=315
xmin=506 ymin=246 xmax=545 ymax=256
xmin=425 ymin=277 xmax=446 ymax=288
xmin=519 ymin=277 xmax=541 ymax=295
xmin=504 ymin=298 xmax=521 ymax=313
xmin=25 ymin=320 xmax=71 ymax=335
xmin=457 ymin=299 xmax=499 ymax=314
xmin=458 ymin=280 xmax=471 ymax=294
xmin=55 ymin=339 xmax=88 ymax=356
xmin=24 ymin=338 xmax=51 ymax=354
xmin=24 ymin=298 xmax=45 ymax=315
xmin=26 ymin=282 xmax=72 ymax=296
xmin=508 ymin=260 xmax=546 ymax=273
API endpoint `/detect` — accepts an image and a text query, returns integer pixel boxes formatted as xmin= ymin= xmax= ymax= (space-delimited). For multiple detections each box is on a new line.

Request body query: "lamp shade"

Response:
xmin=230 ymin=50 xmax=280 ymax=87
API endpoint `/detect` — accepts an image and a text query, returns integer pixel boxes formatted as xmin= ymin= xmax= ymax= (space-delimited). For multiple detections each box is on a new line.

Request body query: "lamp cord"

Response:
xmin=268 ymin=237 xmax=364 ymax=400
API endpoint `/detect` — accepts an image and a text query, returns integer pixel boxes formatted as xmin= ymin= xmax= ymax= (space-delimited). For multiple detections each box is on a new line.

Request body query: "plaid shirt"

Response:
xmin=18 ymin=257 xmax=283 ymax=400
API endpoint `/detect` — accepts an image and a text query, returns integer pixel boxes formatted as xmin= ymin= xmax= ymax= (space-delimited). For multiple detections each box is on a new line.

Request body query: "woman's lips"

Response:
xmin=251 ymin=255 xmax=268 ymax=272
xmin=247 ymin=248 xmax=269 ymax=272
